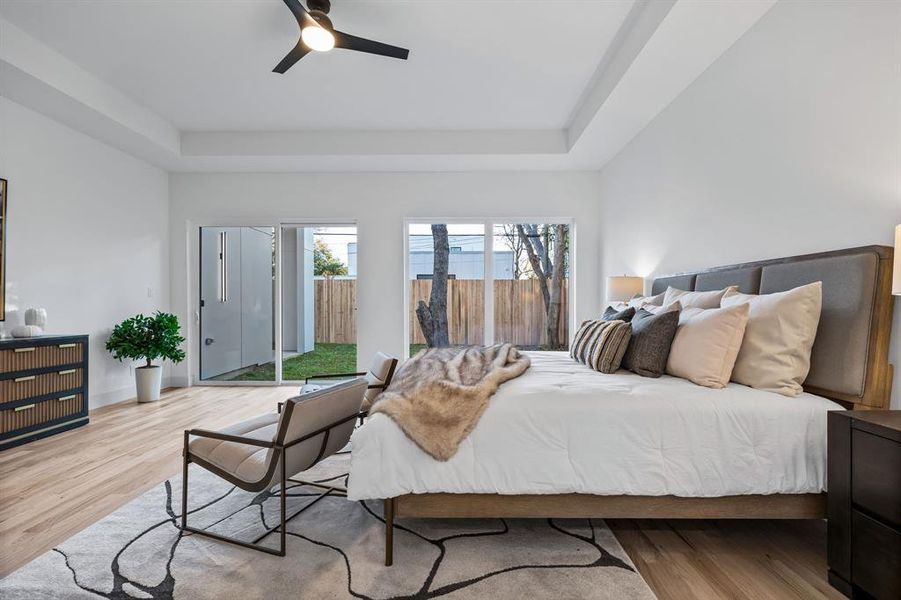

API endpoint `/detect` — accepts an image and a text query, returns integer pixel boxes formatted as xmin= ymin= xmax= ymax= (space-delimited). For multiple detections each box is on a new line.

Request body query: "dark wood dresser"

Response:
xmin=828 ymin=410 xmax=901 ymax=599
xmin=0 ymin=335 xmax=89 ymax=450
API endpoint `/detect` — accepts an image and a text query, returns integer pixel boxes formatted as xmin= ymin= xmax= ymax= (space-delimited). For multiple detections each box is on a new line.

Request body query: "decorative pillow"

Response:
xmin=663 ymin=285 xmax=738 ymax=310
xmin=621 ymin=308 xmax=681 ymax=378
xmin=627 ymin=291 xmax=664 ymax=308
xmin=570 ymin=319 xmax=632 ymax=374
xmin=666 ymin=304 xmax=750 ymax=388
xmin=720 ymin=281 xmax=822 ymax=396
xmin=602 ymin=306 xmax=636 ymax=322
xmin=639 ymin=300 xmax=681 ymax=315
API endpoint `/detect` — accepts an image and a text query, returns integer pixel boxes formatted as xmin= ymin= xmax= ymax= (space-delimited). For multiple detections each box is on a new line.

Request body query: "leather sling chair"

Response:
xmin=181 ymin=378 xmax=368 ymax=556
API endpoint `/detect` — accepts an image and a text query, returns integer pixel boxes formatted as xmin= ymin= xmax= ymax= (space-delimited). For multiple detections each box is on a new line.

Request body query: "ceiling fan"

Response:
xmin=274 ymin=0 xmax=410 ymax=73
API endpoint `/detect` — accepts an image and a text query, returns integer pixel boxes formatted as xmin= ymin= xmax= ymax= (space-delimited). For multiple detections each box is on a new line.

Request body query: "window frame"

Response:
xmin=403 ymin=218 xmax=576 ymax=358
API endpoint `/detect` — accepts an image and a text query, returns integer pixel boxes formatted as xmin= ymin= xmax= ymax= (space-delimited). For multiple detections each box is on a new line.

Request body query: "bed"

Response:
xmin=348 ymin=245 xmax=895 ymax=565
xmin=349 ymin=351 xmax=845 ymax=499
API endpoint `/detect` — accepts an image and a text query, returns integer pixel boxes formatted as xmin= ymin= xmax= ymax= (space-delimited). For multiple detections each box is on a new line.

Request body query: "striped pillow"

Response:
xmin=570 ymin=319 xmax=632 ymax=374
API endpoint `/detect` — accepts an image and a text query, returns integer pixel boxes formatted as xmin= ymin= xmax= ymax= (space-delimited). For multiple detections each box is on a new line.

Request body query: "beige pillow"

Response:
xmin=666 ymin=304 xmax=750 ymax=388
xmin=663 ymin=285 xmax=738 ymax=310
xmin=720 ymin=282 xmax=822 ymax=396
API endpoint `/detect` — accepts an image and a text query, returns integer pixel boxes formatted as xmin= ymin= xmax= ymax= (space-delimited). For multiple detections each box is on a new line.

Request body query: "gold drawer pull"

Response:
xmin=58 ymin=395 xmax=77 ymax=402
xmin=58 ymin=343 xmax=77 ymax=349
xmin=13 ymin=347 xmax=36 ymax=353
xmin=14 ymin=404 xmax=35 ymax=412
xmin=14 ymin=375 xmax=36 ymax=383
xmin=58 ymin=369 xmax=77 ymax=376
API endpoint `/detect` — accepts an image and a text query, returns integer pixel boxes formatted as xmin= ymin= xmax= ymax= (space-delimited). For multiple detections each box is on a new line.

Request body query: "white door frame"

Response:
xmin=188 ymin=218 xmax=358 ymax=387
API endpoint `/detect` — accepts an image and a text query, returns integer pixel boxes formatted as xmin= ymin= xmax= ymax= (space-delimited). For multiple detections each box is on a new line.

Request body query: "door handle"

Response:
xmin=205 ymin=338 xmax=215 ymax=346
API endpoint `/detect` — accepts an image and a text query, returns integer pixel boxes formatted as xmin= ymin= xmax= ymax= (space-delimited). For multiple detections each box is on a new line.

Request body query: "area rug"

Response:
xmin=0 ymin=454 xmax=656 ymax=599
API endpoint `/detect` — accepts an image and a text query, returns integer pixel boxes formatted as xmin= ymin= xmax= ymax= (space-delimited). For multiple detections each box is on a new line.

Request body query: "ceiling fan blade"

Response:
xmin=273 ymin=40 xmax=312 ymax=73
xmin=282 ymin=0 xmax=317 ymax=29
xmin=333 ymin=31 xmax=409 ymax=60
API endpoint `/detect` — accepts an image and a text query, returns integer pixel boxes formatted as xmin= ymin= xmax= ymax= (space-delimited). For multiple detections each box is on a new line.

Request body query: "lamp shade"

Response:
xmin=606 ymin=276 xmax=644 ymax=302
xmin=894 ymin=224 xmax=901 ymax=296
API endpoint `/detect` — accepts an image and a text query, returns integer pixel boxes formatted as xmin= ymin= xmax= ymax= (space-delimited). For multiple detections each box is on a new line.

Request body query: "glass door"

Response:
xmin=279 ymin=225 xmax=358 ymax=382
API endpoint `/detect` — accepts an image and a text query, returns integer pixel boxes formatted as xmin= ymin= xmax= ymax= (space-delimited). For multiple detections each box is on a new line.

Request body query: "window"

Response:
xmin=492 ymin=223 xmax=570 ymax=350
xmin=408 ymin=224 xmax=485 ymax=354
xmin=406 ymin=220 xmax=572 ymax=355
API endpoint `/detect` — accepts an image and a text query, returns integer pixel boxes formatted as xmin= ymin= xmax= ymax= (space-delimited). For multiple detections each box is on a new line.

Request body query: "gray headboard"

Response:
xmin=651 ymin=246 xmax=895 ymax=409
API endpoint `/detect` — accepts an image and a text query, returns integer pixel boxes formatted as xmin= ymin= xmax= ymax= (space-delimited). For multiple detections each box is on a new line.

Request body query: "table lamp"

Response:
xmin=606 ymin=275 xmax=644 ymax=302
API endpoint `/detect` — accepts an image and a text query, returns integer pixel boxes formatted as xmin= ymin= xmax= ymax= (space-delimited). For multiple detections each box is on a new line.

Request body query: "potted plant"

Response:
xmin=106 ymin=312 xmax=186 ymax=403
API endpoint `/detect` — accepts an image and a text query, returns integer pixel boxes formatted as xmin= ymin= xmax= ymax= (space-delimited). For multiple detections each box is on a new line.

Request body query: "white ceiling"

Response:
xmin=0 ymin=0 xmax=634 ymax=131
xmin=0 ymin=0 xmax=777 ymax=171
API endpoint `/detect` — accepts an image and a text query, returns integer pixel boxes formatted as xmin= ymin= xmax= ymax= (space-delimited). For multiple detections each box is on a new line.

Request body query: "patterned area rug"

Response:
xmin=0 ymin=454 xmax=655 ymax=599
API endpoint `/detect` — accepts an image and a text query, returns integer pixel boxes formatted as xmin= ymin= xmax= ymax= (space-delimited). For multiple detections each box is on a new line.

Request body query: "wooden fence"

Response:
xmin=314 ymin=278 xmax=356 ymax=344
xmin=314 ymin=279 xmax=568 ymax=348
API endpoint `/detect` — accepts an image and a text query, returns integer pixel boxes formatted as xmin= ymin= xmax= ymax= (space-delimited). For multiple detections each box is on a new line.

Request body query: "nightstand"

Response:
xmin=828 ymin=411 xmax=901 ymax=599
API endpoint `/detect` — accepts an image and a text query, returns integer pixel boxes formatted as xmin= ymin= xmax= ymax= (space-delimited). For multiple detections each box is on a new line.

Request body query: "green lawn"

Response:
xmin=227 ymin=341 xmax=561 ymax=382
xmin=230 ymin=343 xmax=358 ymax=382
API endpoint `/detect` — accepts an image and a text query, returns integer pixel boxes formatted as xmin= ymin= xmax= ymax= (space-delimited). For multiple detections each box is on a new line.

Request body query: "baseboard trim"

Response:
xmin=89 ymin=378 xmax=180 ymax=409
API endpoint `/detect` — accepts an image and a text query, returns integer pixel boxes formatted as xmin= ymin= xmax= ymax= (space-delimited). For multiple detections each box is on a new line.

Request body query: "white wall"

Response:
xmin=597 ymin=0 xmax=901 ymax=407
xmin=1 ymin=97 xmax=170 ymax=408
xmin=168 ymin=172 xmax=601 ymax=384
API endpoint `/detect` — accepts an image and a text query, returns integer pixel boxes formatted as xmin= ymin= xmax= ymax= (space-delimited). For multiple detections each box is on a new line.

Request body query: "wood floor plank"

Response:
xmin=2 ymin=386 xmax=842 ymax=600
xmin=609 ymin=519 xmax=845 ymax=600
xmin=0 ymin=385 xmax=289 ymax=576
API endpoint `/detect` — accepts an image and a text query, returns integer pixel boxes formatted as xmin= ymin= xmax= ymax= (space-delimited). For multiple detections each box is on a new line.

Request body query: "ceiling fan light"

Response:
xmin=301 ymin=25 xmax=335 ymax=52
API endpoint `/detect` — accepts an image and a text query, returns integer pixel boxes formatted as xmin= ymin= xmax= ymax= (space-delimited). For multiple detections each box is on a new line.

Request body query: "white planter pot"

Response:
xmin=136 ymin=366 xmax=162 ymax=403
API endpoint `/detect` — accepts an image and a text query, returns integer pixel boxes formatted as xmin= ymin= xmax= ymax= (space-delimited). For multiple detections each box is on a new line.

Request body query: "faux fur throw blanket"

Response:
xmin=369 ymin=344 xmax=531 ymax=461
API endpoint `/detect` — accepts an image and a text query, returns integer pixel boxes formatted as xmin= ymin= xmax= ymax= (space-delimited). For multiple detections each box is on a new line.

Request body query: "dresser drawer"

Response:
xmin=0 ymin=368 xmax=84 ymax=403
xmin=0 ymin=393 xmax=85 ymax=434
xmin=851 ymin=510 xmax=901 ymax=599
xmin=852 ymin=429 xmax=901 ymax=525
xmin=0 ymin=342 xmax=84 ymax=374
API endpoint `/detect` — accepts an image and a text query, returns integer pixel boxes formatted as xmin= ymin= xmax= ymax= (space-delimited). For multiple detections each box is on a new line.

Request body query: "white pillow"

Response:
xmin=640 ymin=300 xmax=681 ymax=315
xmin=720 ymin=282 xmax=822 ymax=396
xmin=628 ymin=291 xmax=664 ymax=308
xmin=666 ymin=304 xmax=750 ymax=388
xmin=663 ymin=286 xmax=738 ymax=310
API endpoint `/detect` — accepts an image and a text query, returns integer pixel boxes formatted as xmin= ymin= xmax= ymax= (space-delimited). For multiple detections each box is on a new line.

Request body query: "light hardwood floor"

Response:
xmin=1 ymin=386 xmax=844 ymax=599
xmin=0 ymin=385 xmax=287 ymax=577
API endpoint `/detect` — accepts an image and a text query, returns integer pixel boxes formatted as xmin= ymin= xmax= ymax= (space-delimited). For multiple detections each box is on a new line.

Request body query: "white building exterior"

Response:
xmin=348 ymin=236 xmax=515 ymax=280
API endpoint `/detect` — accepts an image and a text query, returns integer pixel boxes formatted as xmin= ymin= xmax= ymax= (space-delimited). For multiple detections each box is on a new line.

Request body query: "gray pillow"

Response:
xmin=621 ymin=308 xmax=679 ymax=378
xmin=602 ymin=306 xmax=636 ymax=322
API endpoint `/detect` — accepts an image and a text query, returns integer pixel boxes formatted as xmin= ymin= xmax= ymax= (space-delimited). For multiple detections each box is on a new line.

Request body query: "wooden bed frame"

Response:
xmin=381 ymin=245 xmax=896 ymax=566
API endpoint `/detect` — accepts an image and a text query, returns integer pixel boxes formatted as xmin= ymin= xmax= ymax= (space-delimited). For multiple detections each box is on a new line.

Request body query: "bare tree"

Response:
xmin=415 ymin=224 xmax=450 ymax=347
xmin=499 ymin=224 xmax=525 ymax=279
xmin=516 ymin=224 xmax=567 ymax=349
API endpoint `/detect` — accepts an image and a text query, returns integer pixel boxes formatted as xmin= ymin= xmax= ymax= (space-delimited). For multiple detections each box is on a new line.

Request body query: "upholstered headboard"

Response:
xmin=651 ymin=246 xmax=895 ymax=409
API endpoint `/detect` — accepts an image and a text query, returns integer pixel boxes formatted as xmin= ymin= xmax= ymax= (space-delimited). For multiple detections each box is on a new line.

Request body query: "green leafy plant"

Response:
xmin=313 ymin=238 xmax=349 ymax=277
xmin=106 ymin=312 xmax=186 ymax=368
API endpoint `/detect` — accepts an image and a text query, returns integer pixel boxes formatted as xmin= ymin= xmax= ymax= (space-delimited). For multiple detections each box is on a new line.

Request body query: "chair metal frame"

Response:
xmin=181 ymin=407 xmax=363 ymax=557
xmin=277 ymin=357 xmax=399 ymax=424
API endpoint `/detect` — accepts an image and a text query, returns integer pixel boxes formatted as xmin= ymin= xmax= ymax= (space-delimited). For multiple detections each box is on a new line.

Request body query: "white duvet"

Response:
xmin=348 ymin=351 xmax=844 ymax=500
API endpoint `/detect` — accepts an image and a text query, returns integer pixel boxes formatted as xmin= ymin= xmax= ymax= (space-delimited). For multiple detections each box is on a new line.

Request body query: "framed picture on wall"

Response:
xmin=0 ymin=178 xmax=6 ymax=321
